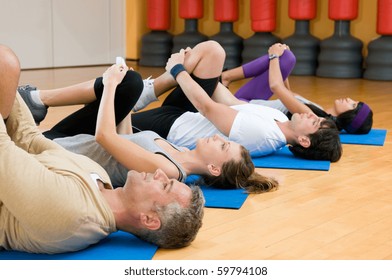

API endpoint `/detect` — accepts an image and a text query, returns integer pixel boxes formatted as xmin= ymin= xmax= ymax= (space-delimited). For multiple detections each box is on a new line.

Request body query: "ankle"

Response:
xmin=221 ymin=71 xmax=231 ymax=88
xmin=30 ymin=90 xmax=46 ymax=107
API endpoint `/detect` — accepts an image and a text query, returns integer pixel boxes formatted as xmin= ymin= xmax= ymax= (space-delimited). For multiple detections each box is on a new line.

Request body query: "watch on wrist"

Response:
xmin=269 ymin=54 xmax=279 ymax=60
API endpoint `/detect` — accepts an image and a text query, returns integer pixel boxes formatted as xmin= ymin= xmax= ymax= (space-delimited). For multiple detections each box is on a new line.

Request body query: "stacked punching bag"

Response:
xmin=283 ymin=0 xmax=320 ymax=75
xmin=172 ymin=0 xmax=208 ymax=53
xmin=139 ymin=0 xmax=172 ymax=67
xmin=316 ymin=0 xmax=363 ymax=78
xmin=242 ymin=0 xmax=280 ymax=63
xmin=364 ymin=0 xmax=392 ymax=80
xmin=210 ymin=0 xmax=243 ymax=69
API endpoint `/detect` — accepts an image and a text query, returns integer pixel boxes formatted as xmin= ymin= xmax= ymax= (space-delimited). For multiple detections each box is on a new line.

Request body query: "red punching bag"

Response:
xmin=214 ymin=0 xmax=238 ymax=22
xmin=179 ymin=0 xmax=203 ymax=19
xmin=172 ymin=0 xmax=208 ymax=52
xmin=250 ymin=0 xmax=276 ymax=32
xmin=140 ymin=0 xmax=173 ymax=67
xmin=147 ymin=0 xmax=171 ymax=30
xmin=283 ymin=0 xmax=319 ymax=76
xmin=289 ymin=0 xmax=316 ymax=20
xmin=329 ymin=0 xmax=358 ymax=20
xmin=364 ymin=0 xmax=392 ymax=80
xmin=377 ymin=0 xmax=392 ymax=35
xmin=316 ymin=0 xmax=363 ymax=78
xmin=242 ymin=0 xmax=280 ymax=63
xmin=211 ymin=0 xmax=242 ymax=69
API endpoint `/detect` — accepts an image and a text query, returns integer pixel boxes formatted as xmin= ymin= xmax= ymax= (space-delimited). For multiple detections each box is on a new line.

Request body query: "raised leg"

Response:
xmin=234 ymin=49 xmax=296 ymax=101
xmin=39 ymin=80 xmax=96 ymax=107
xmin=149 ymin=40 xmax=225 ymax=98
xmin=46 ymin=70 xmax=143 ymax=138
xmin=0 ymin=45 xmax=20 ymax=119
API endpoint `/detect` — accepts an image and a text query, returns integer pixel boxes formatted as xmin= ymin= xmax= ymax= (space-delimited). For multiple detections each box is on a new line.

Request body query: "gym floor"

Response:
xmin=19 ymin=62 xmax=392 ymax=260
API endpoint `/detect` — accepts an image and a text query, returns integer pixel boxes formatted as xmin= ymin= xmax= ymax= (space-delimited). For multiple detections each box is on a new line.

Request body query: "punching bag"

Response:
xmin=364 ymin=0 xmax=392 ymax=80
xmin=242 ymin=0 xmax=281 ymax=64
xmin=140 ymin=0 xmax=173 ymax=67
xmin=282 ymin=0 xmax=320 ymax=75
xmin=172 ymin=0 xmax=208 ymax=53
xmin=316 ymin=0 xmax=363 ymax=78
xmin=210 ymin=0 xmax=243 ymax=69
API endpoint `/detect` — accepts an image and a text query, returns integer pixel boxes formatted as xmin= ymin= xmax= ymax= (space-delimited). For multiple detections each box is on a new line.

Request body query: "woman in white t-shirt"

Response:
xmin=132 ymin=41 xmax=342 ymax=162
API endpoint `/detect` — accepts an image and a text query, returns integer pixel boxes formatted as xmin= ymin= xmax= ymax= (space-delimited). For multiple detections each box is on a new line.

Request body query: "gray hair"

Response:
xmin=133 ymin=185 xmax=205 ymax=248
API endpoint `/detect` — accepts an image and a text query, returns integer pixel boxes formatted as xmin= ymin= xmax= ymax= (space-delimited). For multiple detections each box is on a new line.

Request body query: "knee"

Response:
xmin=0 ymin=45 xmax=21 ymax=119
xmin=124 ymin=69 xmax=143 ymax=87
xmin=194 ymin=40 xmax=226 ymax=71
xmin=206 ymin=40 xmax=225 ymax=58
xmin=117 ymin=70 xmax=144 ymax=99
xmin=281 ymin=50 xmax=296 ymax=69
xmin=196 ymin=40 xmax=225 ymax=60
xmin=0 ymin=45 xmax=21 ymax=72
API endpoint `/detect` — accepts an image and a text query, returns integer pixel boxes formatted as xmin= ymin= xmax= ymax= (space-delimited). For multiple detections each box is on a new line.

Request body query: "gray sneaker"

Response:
xmin=132 ymin=77 xmax=157 ymax=112
xmin=17 ymin=85 xmax=48 ymax=125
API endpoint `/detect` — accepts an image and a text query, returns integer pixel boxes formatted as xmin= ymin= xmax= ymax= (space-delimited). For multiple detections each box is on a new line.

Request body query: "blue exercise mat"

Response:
xmin=340 ymin=128 xmax=387 ymax=146
xmin=186 ymin=175 xmax=248 ymax=209
xmin=252 ymin=146 xmax=330 ymax=171
xmin=0 ymin=231 xmax=158 ymax=260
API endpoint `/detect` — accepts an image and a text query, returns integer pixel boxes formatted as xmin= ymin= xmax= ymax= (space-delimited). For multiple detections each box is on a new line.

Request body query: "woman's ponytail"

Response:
xmin=201 ymin=146 xmax=278 ymax=194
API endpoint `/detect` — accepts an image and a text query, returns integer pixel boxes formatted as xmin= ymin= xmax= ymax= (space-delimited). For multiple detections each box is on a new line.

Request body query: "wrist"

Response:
xmin=170 ymin=64 xmax=186 ymax=79
xmin=268 ymin=54 xmax=279 ymax=61
xmin=104 ymin=81 xmax=119 ymax=90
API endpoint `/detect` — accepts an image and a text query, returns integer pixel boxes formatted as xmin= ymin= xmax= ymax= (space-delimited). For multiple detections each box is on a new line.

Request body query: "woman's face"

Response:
xmin=196 ymin=134 xmax=242 ymax=167
xmin=334 ymin=98 xmax=358 ymax=115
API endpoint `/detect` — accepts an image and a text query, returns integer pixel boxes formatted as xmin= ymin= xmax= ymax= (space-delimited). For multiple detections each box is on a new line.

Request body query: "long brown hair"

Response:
xmin=201 ymin=146 xmax=279 ymax=194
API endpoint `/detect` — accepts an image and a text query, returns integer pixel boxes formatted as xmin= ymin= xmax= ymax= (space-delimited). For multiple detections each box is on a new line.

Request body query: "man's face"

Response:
xmin=124 ymin=169 xmax=192 ymax=211
xmin=291 ymin=112 xmax=323 ymax=136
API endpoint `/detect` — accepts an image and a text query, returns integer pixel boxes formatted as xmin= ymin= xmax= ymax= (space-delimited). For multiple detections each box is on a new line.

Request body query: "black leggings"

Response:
xmin=44 ymin=70 xmax=143 ymax=140
xmin=131 ymin=74 xmax=219 ymax=138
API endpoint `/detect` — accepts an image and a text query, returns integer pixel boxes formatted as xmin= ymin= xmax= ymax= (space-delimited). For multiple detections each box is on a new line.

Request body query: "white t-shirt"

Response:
xmin=167 ymin=104 xmax=288 ymax=157
xmin=249 ymin=95 xmax=323 ymax=114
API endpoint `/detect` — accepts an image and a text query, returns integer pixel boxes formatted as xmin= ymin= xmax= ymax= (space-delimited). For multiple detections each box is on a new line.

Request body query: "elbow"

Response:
xmin=269 ymin=82 xmax=279 ymax=93
xmin=199 ymin=103 xmax=215 ymax=119
xmin=95 ymin=130 xmax=107 ymax=145
xmin=194 ymin=102 xmax=209 ymax=117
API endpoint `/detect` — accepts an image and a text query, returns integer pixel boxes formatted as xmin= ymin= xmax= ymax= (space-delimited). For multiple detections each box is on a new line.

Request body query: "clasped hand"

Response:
xmin=165 ymin=47 xmax=191 ymax=73
xmin=102 ymin=64 xmax=130 ymax=87
xmin=268 ymin=43 xmax=289 ymax=57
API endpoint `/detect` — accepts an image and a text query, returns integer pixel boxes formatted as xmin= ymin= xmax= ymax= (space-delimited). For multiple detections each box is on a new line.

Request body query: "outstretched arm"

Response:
xmin=166 ymin=49 xmax=238 ymax=136
xmin=268 ymin=44 xmax=312 ymax=114
xmin=116 ymin=111 xmax=133 ymax=134
xmin=95 ymin=65 xmax=179 ymax=177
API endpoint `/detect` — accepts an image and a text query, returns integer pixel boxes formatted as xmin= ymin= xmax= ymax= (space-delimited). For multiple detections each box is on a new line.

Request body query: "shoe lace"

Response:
xmin=18 ymin=84 xmax=36 ymax=91
xmin=143 ymin=76 xmax=154 ymax=87
xmin=18 ymin=85 xmax=30 ymax=90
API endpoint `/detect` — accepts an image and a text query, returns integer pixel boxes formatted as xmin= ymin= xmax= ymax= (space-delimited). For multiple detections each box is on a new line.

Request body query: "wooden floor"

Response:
xmin=19 ymin=62 xmax=392 ymax=260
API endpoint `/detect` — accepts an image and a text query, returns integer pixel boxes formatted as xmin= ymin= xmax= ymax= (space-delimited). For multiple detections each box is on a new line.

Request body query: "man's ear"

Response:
xmin=140 ymin=212 xmax=161 ymax=230
xmin=298 ymin=135 xmax=311 ymax=148
xmin=207 ymin=164 xmax=221 ymax=177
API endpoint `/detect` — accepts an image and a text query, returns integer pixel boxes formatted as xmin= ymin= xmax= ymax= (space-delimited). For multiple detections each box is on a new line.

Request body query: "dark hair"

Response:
xmin=201 ymin=146 xmax=279 ymax=194
xmin=305 ymin=103 xmax=373 ymax=134
xmin=336 ymin=102 xmax=373 ymax=134
xmin=289 ymin=118 xmax=343 ymax=162
xmin=133 ymin=185 xmax=205 ymax=249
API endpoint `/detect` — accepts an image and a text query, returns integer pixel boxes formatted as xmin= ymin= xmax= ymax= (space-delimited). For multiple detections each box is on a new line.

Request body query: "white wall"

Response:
xmin=0 ymin=0 xmax=125 ymax=69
